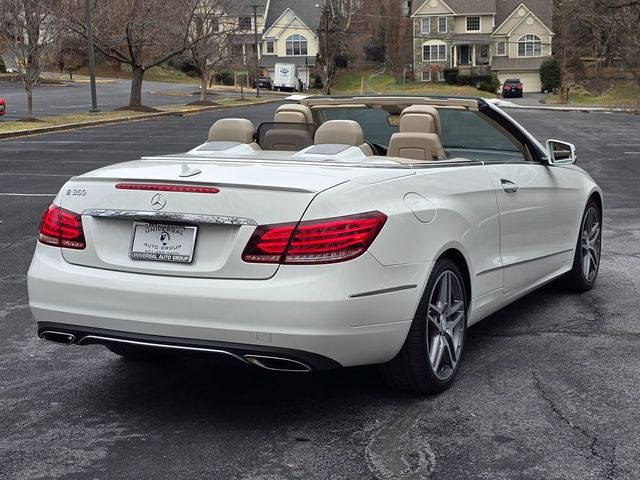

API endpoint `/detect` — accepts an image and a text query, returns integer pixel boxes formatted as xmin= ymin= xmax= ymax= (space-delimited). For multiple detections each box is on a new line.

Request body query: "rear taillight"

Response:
xmin=517 ymin=83 xmax=523 ymax=89
xmin=242 ymin=211 xmax=387 ymax=265
xmin=38 ymin=204 xmax=86 ymax=249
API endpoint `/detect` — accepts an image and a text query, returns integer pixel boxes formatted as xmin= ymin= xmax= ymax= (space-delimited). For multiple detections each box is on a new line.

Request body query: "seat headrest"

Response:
xmin=400 ymin=105 xmax=441 ymax=136
xmin=208 ymin=118 xmax=254 ymax=143
xmin=400 ymin=113 xmax=436 ymax=134
xmin=274 ymin=104 xmax=313 ymax=123
xmin=315 ymin=120 xmax=364 ymax=146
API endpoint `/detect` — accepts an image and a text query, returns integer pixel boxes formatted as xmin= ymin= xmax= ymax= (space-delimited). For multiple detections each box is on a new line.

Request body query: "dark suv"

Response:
xmin=502 ymin=79 xmax=523 ymax=98
xmin=254 ymin=76 xmax=273 ymax=91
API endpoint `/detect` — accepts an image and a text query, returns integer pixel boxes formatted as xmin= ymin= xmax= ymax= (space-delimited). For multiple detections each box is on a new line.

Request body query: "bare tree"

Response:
xmin=605 ymin=1 xmax=640 ymax=83
xmin=63 ymin=0 xmax=226 ymax=110
xmin=319 ymin=0 xmax=363 ymax=94
xmin=0 ymin=0 xmax=62 ymax=117
xmin=188 ymin=0 xmax=233 ymax=103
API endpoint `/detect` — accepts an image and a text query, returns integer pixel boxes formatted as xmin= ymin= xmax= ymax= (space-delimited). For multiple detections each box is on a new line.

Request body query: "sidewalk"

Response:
xmin=488 ymin=98 xmax=638 ymax=113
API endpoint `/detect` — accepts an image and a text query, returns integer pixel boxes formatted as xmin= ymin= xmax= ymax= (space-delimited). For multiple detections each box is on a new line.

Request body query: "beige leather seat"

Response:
xmin=262 ymin=104 xmax=315 ymax=151
xmin=273 ymin=104 xmax=314 ymax=123
xmin=387 ymin=106 xmax=446 ymax=162
xmin=208 ymin=118 xmax=260 ymax=150
xmin=399 ymin=105 xmax=442 ymax=136
xmin=314 ymin=120 xmax=373 ymax=156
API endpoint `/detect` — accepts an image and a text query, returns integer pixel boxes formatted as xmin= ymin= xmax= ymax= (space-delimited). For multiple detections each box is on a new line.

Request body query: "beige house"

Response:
xmin=411 ymin=0 xmax=553 ymax=92
xmin=260 ymin=0 xmax=321 ymax=88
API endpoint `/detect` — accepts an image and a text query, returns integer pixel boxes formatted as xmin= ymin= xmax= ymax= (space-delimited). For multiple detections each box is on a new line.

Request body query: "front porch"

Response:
xmin=451 ymin=43 xmax=491 ymax=70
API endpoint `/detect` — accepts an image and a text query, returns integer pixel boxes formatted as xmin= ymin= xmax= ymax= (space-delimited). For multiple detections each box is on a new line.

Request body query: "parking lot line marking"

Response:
xmin=0 ymin=193 xmax=55 ymax=197
xmin=623 ymin=152 xmax=640 ymax=155
xmin=0 ymin=173 xmax=70 ymax=177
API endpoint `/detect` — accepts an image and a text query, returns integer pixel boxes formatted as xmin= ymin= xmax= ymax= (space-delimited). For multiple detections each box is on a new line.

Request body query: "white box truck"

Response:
xmin=273 ymin=63 xmax=300 ymax=92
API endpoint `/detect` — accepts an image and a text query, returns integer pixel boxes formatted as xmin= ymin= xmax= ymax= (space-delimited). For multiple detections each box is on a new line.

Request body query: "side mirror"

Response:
xmin=546 ymin=139 xmax=577 ymax=165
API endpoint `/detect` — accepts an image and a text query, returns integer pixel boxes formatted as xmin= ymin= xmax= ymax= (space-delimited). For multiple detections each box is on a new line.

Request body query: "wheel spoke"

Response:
xmin=444 ymin=337 xmax=457 ymax=368
xmin=582 ymin=252 xmax=591 ymax=276
xmin=429 ymin=302 xmax=443 ymax=315
xmin=589 ymin=222 xmax=600 ymax=242
xmin=436 ymin=275 xmax=448 ymax=310
xmin=447 ymin=311 xmax=464 ymax=331
xmin=428 ymin=312 xmax=440 ymax=328
xmin=588 ymin=250 xmax=599 ymax=270
xmin=430 ymin=335 xmax=444 ymax=371
xmin=446 ymin=299 xmax=464 ymax=317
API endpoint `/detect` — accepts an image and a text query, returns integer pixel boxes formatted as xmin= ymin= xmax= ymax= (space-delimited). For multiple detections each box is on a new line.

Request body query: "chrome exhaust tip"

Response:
xmin=40 ymin=330 xmax=76 ymax=345
xmin=244 ymin=354 xmax=312 ymax=373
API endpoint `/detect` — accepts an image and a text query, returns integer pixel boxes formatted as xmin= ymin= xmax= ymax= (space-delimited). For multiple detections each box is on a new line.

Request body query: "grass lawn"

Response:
xmin=0 ymin=97 xmax=275 ymax=135
xmin=0 ymin=110 xmax=151 ymax=134
xmin=332 ymin=71 xmax=496 ymax=98
xmin=546 ymin=81 xmax=640 ymax=107
xmin=74 ymin=63 xmax=199 ymax=85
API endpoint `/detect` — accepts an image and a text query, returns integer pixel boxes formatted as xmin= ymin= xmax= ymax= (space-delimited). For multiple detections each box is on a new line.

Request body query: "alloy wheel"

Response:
xmin=426 ymin=270 xmax=466 ymax=381
xmin=581 ymin=206 xmax=601 ymax=283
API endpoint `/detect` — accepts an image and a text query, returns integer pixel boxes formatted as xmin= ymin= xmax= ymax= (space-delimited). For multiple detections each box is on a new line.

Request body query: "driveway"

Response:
xmin=502 ymin=92 xmax=549 ymax=106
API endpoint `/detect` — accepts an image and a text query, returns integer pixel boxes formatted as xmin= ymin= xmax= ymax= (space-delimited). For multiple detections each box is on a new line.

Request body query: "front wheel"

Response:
xmin=563 ymin=199 xmax=602 ymax=292
xmin=380 ymin=258 xmax=468 ymax=393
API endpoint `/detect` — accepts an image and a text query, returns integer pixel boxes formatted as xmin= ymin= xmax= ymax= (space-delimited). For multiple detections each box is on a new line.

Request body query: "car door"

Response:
xmin=485 ymin=161 xmax=584 ymax=294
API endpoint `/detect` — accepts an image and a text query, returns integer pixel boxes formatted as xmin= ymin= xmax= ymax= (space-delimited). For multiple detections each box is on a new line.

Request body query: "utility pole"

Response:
xmin=84 ymin=0 xmax=100 ymax=113
xmin=323 ymin=0 xmax=330 ymax=95
xmin=251 ymin=5 xmax=260 ymax=98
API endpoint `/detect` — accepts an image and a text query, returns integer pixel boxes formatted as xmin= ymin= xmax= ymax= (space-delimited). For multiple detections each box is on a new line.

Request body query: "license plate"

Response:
xmin=130 ymin=223 xmax=197 ymax=263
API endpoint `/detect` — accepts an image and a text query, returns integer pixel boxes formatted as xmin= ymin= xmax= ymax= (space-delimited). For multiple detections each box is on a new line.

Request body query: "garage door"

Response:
xmin=497 ymin=71 xmax=541 ymax=93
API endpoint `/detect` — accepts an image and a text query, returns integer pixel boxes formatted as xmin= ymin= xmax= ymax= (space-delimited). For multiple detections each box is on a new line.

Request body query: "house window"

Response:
xmin=421 ymin=18 xmax=430 ymax=34
xmin=466 ymin=16 xmax=480 ymax=31
xmin=437 ymin=70 xmax=445 ymax=82
xmin=238 ymin=16 xmax=251 ymax=30
xmin=438 ymin=17 xmax=447 ymax=33
xmin=285 ymin=34 xmax=307 ymax=56
xmin=496 ymin=41 xmax=506 ymax=55
xmin=421 ymin=71 xmax=431 ymax=82
xmin=422 ymin=43 xmax=446 ymax=61
xmin=518 ymin=34 xmax=542 ymax=57
xmin=266 ymin=41 xmax=274 ymax=54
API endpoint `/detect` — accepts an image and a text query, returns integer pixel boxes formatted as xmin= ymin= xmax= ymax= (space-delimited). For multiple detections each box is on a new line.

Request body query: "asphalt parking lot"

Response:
xmin=1 ymin=102 xmax=639 ymax=480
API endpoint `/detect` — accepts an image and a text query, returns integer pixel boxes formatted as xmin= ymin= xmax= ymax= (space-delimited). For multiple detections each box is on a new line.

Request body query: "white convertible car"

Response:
xmin=28 ymin=96 xmax=602 ymax=393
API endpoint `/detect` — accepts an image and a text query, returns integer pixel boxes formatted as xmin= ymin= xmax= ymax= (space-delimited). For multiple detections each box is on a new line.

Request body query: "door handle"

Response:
xmin=500 ymin=179 xmax=518 ymax=193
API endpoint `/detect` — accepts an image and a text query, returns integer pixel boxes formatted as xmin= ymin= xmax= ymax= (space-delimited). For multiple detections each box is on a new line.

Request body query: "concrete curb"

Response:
xmin=0 ymin=98 xmax=281 ymax=141
xmin=502 ymin=104 xmax=638 ymax=113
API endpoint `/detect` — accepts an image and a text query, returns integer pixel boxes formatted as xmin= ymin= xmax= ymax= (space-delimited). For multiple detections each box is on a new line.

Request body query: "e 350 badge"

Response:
xmin=65 ymin=188 xmax=87 ymax=196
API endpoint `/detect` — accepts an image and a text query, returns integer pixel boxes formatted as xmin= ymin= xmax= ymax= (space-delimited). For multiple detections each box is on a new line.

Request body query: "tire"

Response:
xmin=563 ymin=199 xmax=602 ymax=292
xmin=106 ymin=343 xmax=171 ymax=362
xmin=380 ymin=258 xmax=468 ymax=393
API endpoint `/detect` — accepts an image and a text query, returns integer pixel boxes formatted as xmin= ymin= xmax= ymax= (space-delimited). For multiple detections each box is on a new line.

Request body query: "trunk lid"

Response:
xmin=59 ymin=158 xmax=354 ymax=279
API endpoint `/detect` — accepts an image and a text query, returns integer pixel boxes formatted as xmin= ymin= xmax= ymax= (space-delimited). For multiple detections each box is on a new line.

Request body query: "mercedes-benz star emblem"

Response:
xmin=151 ymin=193 xmax=166 ymax=211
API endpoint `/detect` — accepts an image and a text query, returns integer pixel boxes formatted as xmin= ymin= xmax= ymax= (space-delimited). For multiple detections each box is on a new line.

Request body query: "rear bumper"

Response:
xmin=37 ymin=322 xmax=340 ymax=371
xmin=28 ymin=244 xmax=429 ymax=367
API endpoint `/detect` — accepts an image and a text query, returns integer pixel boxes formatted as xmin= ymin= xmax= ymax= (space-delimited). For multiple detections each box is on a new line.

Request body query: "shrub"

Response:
xmin=443 ymin=68 xmax=458 ymax=85
xmin=540 ymin=58 xmax=561 ymax=92
xmin=478 ymin=74 xmax=500 ymax=93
